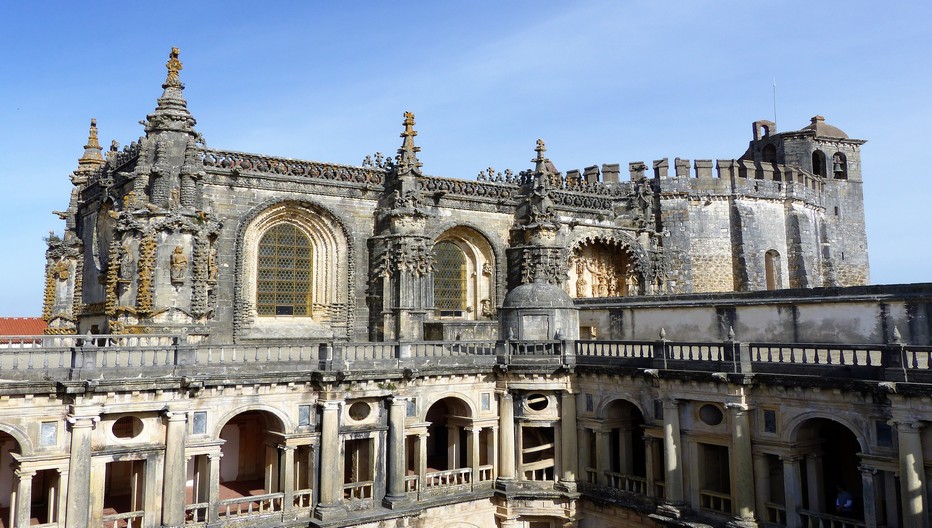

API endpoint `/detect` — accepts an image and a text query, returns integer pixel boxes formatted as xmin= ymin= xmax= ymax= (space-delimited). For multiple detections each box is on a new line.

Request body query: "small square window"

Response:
xmin=654 ymin=399 xmax=664 ymax=420
xmin=192 ymin=412 xmax=208 ymax=435
xmin=481 ymin=393 xmax=491 ymax=411
xmin=876 ymin=421 xmax=893 ymax=447
xmin=40 ymin=422 xmax=57 ymax=446
xmin=763 ymin=410 xmax=777 ymax=433
xmin=298 ymin=405 xmax=312 ymax=427
xmin=585 ymin=394 xmax=594 ymax=413
xmin=406 ymin=398 xmax=417 ymax=417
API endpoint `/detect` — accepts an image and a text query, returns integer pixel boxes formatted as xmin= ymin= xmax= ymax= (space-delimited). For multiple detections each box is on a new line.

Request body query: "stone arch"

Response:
xmin=431 ymin=225 xmax=499 ymax=319
xmin=420 ymin=392 xmax=476 ymax=420
xmin=565 ymin=232 xmax=652 ymax=297
xmin=426 ymin=221 xmax=507 ymax=311
xmin=783 ymin=412 xmax=868 ymax=453
xmin=0 ymin=422 xmax=32 ymax=456
xmin=212 ymin=404 xmax=290 ymax=440
xmin=234 ymin=198 xmax=355 ymax=340
xmin=596 ymin=396 xmax=646 ymax=421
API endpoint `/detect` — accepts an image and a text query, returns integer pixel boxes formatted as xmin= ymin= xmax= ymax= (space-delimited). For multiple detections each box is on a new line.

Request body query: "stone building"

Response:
xmin=5 ymin=49 xmax=926 ymax=528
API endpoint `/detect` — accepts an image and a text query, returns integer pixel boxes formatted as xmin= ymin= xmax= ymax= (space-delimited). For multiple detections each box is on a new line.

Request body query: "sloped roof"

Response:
xmin=0 ymin=317 xmax=47 ymax=335
xmin=802 ymin=115 xmax=849 ymax=139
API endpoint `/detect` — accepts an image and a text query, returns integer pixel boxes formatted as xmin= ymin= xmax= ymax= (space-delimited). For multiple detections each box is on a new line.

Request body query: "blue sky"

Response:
xmin=1 ymin=1 xmax=930 ymax=316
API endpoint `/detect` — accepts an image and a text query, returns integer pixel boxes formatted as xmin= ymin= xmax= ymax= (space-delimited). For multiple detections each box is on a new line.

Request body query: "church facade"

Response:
xmin=5 ymin=49 xmax=927 ymax=528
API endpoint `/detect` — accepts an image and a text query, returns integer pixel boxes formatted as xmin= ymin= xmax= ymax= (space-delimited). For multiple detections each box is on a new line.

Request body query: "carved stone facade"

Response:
xmin=19 ymin=48 xmax=930 ymax=528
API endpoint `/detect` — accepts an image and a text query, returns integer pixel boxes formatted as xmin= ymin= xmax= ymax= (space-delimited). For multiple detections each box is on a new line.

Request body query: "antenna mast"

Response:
xmin=772 ymin=79 xmax=778 ymax=124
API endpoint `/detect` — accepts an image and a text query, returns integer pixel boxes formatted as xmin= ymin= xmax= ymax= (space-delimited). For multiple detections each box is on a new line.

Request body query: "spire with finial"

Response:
xmin=76 ymin=118 xmax=105 ymax=173
xmin=145 ymin=47 xmax=197 ymax=134
xmin=395 ymin=111 xmax=423 ymax=175
xmin=533 ymin=138 xmax=547 ymax=173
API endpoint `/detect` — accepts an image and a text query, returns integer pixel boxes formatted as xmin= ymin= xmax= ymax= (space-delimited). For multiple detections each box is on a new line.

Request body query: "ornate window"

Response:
xmin=256 ymin=223 xmax=313 ymax=316
xmin=432 ymin=227 xmax=496 ymax=320
xmin=434 ymin=241 xmax=467 ymax=313
xmin=832 ymin=152 xmax=848 ymax=179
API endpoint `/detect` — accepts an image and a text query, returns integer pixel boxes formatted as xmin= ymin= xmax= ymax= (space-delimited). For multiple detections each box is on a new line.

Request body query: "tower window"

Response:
xmin=812 ymin=150 xmax=827 ymax=177
xmin=832 ymin=152 xmax=848 ymax=179
xmin=762 ymin=144 xmax=777 ymax=163
xmin=765 ymin=250 xmax=781 ymax=290
xmin=256 ymin=223 xmax=313 ymax=316
xmin=433 ymin=241 xmax=467 ymax=313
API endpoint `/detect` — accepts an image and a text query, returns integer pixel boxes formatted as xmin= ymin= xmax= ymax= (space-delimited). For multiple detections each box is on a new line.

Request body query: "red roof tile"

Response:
xmin=0 ymin=318 xmax=48 ymax=335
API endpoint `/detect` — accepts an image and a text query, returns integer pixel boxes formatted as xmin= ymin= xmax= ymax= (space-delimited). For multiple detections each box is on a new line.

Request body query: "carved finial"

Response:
xmin=727 ymin=326 xmax=735 ymax=341
xmin=892 ymin=326 xmax=902 ymax=344
xmin=76 ymin=118 xmax=105 ymax=173
xmin=533 ymin=139 xmax=547 ymax=164
xmin=165 ymin=47 xmax=183 ymax=88
xmin=659 ymin=327 xmax=666 ymax=339
xmin=396 ymin=111 xmax=423 ymax=175
xmin=811 ymin=115 xmax=825 ymax=124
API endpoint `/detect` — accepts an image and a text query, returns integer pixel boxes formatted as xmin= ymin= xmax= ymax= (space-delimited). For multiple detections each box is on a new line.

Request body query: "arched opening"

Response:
xmin=0 ymin=432 xmax=22 ymax=526
xmin=832 ymin=152 xmax=848 ymax=180
xmin=433 ymin=241 xmax=467 ymax=315
xmin=216 ymin=411 xmax=287 ymax=519
xmin=603 ymin=400 xmax=647 ymax=492
xmin=432 ymin=227 xmax=497 ymax=320
xmin=762 ymin=144 xmax=777 ymax=163
xmin=765 ymin=250 xmax=781 ymax=290
xmin=567 ymin=241 xmax=639 ymax=298
xmin=811 ymin=151 xmax=827 ymax=178
xmin=424 ymin=397 xmax=485 ymax=489
xmin=256 ymin=223 xmax=313 ymax=317
xmin=790 ymin=419 xmax=865 ymax=524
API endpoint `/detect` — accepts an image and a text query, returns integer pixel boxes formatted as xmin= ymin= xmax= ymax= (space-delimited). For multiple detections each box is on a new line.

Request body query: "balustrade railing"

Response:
xmin=404 ymin=474 xmax=419 ymax=492
xmin=764 ymin=502 xmax=787 ymax=526
xmin=3 ymin=333 xmax=930 ymax=382
xmin=604 ymin=472 xmax=647 ymax=494
xmin=699 ymin=489 xmax=733 ymax=514
xmin=343 ymin=481 xmax=374 ymax=501
xmin=426 ymin=467 xmax=471 ymax=488
xmin=477 ymin=464 xmax=494 ymax=482
xmin=184 ymin=502 xmax=208 ymax=525
xmin=218 ymin=493 xmax=283 ymax=518
xmin=102 ymin=510 xmax=144 ymax=528
xmin=293 ymin=489 xmax=313 ymax=509
xmin=797 ymin=509 xmax=866 ymax=528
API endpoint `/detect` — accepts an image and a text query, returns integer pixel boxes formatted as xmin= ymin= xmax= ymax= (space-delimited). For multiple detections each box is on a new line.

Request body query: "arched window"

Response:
xmin=812 ymin=150 xmax=826 ymax=177
xmin=832 ymin=152 xmax=848 ymax=179
xmin=762 ymin=144 xmax=777 ymax=163
xmin=433 ymin=241 xmax=467 ymax=314
xmin=765 ymin=250 xmax=780 ymax=290
xmin=256 ymin=223 xmax=313 ymax=316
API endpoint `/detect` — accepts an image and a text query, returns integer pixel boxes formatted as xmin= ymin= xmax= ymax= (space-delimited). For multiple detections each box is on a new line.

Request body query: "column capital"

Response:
xmin=66 ymin=414 xmax=99 ymax=428
xmin=498 ymin=390 xmax=513 ymax=400
xmin=889 ymin=419 xmax=924 ymax=431
xmin=779 ymin=454 xmax=803 ymax=463
xmin=661 ymin=397 xmax=681 ymax=409
xmin=278 ymin=444 xmax=297 ymax=452
xmin=725 ymin=402 xmax=749 ymax=413
xmin=319 ymin=400 xmax=343 ymax=411
xmin=14 ymin=468 xmax=36 ymax=479
xmin=388 ymin=395 xmax=410 ymax=406
xmin=858 ymin=465 xmax=878 ymax=476
xmin=163 ymin=410 xmax=188 ymax=422
xmin=207 ymin=452 xmax=224 ymax=461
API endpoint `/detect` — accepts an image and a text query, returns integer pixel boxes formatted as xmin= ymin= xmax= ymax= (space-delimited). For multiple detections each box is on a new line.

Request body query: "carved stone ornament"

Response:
xmin=170 ymin=245 xmax=188 ymax=285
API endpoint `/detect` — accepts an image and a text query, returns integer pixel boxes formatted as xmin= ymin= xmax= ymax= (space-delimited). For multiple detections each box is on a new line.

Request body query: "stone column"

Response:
xmin=752 ymin=453 xmax=771 ymax=525
xmin=781 ymin=456 xmax=803 ymax=528
xmin=417 ymin=432 xmax=428 ymax=492
xmin=65 ymin=414 xmax=97 ymax=528
xmin=560 ymin=392 xmax=579 ymax=489
xmin=56 ymin=468 xmax=69 ymax=527
xmin=315 ymin=400 xmax=345 ymax=521
xmin=468 ymin=427 xmax=481 ymax=485
xmin=447 ymin=425 xmax=459 ymax=469
xmin=207 ymin=451 xmax=222 ymax=523
xmin=661 ymin=399 xmax=684 ymax=505
xmin=162 ymin=410 xmax=187 ymax=528
xmin=859 ymin=466 xmax=878 ymax=528
xmin=280 ymin=445 xmax=296 ymax=514
xmin=515 ymin=423 xmax=525 ymax=480
xmin=384 ymin=397 xmax=408 ymax=508
xmin=618 ymin=425 xmax=633 ymax=475
xmin=644 ymin=436 xmax=657 ymax=498
xmin=894 ymin=420 xmax=928 ymax=528
xmin=727 ymin=403 xmax=756 ymax=525
xmin=14 ymin=468 xmax=34 ymax=528
xmin=595 ymin=429 xmax=611 ymax=486
xmin=805 ymin=453 xmax=825 ymax=512
xmin=498 ymin=392 xmax=516 ymax=482
xmin=577 ymin=427 xmax=590 ymax=483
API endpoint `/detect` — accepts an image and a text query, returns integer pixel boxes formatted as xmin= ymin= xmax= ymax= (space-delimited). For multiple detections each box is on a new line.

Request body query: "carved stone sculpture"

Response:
xmin=170 ymin=245 xmax=188 ymax=284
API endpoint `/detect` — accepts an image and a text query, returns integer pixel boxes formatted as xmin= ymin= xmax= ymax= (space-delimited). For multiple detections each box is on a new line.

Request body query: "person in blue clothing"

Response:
xmin=835 ymin=485 xmax=854 ymax=515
